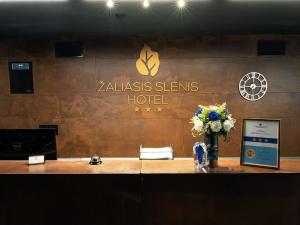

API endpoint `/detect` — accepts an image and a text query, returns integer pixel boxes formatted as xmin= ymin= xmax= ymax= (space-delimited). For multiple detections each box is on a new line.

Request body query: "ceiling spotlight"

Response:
xmin=177 ymin=0 xmax=186 ymax=8
xmin=143 ymin=0 xmax=149 ymax=8
xmin=106 ymin=0 xmax=114 ymax=8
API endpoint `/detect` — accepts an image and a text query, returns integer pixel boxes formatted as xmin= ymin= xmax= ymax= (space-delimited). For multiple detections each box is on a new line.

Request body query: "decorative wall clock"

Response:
xmin=239 ymin=72 xmax=268 ymax=101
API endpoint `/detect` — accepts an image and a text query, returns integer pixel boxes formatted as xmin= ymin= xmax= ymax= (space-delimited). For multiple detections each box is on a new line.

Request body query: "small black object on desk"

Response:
xmin=89 ymin=155 xmax=102 ymax=165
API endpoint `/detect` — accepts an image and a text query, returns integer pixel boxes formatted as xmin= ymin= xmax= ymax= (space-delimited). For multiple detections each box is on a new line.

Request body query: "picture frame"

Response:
xmin=240 ymin=119 xmax=280 ymax=169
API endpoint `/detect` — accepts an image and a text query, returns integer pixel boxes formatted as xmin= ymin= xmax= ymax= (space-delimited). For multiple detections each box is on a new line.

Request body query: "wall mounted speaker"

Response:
xmin=8 ymin=62 xmax=34 ymax=94
xmin=55 ymin=42 xmax=83 ymax=58
xmin=257 ymin=40 xmax=286 ymax=55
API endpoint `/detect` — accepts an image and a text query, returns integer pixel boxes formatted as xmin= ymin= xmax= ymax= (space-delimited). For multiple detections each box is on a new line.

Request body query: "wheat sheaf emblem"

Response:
xmin=136 ymin=44 xmax=160 ymax=77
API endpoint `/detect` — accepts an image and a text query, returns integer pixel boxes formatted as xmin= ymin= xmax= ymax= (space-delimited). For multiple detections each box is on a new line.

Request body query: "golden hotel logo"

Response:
xmin=136 ymin=44 xmax=160 ymax=77
xmin=96 ymin=44 xmax=199 ymax=112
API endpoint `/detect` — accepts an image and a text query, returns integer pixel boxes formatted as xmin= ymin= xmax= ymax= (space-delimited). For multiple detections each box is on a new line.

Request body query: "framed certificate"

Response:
xmin=240 ymin=119 xmax=280 ymax=169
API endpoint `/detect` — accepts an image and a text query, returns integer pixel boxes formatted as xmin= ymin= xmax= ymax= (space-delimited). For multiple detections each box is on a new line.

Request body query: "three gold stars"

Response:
xmin=134 ymin=107 xmax=163 ymax=112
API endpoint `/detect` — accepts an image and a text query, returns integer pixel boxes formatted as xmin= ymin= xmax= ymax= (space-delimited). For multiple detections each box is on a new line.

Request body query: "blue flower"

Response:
xmin=195 ymin=108 xmax=203 ymax=116
xmin=208 ymin=111 xmax=220 ymax=121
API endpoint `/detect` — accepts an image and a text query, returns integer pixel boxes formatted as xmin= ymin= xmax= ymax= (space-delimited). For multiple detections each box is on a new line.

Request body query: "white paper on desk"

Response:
xmin=140 ymin=147 xmax=173 ymax=160
xmin=28 ymin=155 xmax=45 ymax=165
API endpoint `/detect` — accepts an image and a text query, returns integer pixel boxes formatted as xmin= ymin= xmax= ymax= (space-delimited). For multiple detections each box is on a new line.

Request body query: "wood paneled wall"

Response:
xmin=0 ymin=35 xmax=299 ymax=157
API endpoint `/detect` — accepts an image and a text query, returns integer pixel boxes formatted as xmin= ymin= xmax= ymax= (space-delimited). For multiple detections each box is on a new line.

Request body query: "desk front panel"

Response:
xmin=0 ymin=159 xmax=299 ymax=225
xmin=142 ymin=173 xmax=300 ymax=225
xmin=0 ymin=174 xmax=142 ymax=225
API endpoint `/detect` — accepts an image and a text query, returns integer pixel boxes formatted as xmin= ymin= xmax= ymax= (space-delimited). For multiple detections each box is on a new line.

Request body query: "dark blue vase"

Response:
xmin=204 ymin=133 xmax=219 ymax=168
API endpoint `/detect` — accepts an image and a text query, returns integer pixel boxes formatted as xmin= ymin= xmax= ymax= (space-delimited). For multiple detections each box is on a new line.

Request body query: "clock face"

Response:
xmin=239 ymin=72 xmax=268 ymax=101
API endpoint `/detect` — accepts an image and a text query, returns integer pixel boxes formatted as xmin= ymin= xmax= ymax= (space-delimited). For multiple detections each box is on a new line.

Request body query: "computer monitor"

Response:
xmin=0 ymin=128 xmax=57 ymax=160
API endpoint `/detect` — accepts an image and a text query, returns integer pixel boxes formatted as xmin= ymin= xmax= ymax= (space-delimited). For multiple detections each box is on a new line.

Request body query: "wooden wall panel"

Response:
xmin=3 ymin=39 xmax=53 ymax=59
xmin=0 ymin=96 xmax=10 ymax=118
xmin=58 ymin=119 xmax=98 ymax=157
xmin=0 ymin=118 xmax=37 ymax=129
xmin=286 ymin=35 xmax=300 ymax=56
xmin=8 ymin=96 xmax=61 ymax=120
xmin=0 ymin=35 xmax=299 ymax=157
xmin=96 ymin=119 xmax=143 ymax=157
xmin=0 ymin=60 xmax=9 ymax=94
xmin=35 ymin=59 xmax=96 ymax=95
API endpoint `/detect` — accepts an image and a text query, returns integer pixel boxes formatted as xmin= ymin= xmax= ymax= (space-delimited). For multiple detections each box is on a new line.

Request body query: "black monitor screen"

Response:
xmin=0 ymin=129 xmax=57 ymax=160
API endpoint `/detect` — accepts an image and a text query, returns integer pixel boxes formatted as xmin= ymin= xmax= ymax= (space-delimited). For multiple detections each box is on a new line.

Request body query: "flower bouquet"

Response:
xmin=191 ymin=102 xmax=236 ymax=168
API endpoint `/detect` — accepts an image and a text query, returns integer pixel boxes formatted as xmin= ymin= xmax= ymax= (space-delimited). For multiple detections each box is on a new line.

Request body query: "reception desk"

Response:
xmin=0 ymin=158 xmax=299 ymax=225
xmin=1 ymin=158 xmax=300 ymax=174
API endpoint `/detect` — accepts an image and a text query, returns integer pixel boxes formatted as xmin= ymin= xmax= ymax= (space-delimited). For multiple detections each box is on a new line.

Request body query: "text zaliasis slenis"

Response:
xmin=96 ymin=80 xmax=199 ymax=111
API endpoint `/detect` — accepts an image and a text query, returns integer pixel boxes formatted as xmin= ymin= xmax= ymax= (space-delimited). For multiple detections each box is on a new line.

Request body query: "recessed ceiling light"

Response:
xmin=177 ymin=0 xmax=186 ymax=8
xmin=143 ymin=0 xmax=149 ymax=8
xmin=106 ymin=0 xmax=114 ymax=8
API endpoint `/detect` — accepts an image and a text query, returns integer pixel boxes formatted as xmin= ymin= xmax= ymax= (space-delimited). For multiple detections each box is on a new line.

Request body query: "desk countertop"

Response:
xmin=141 ymin=158 xmax=300 ymax=174
xmin=0 ymin=159 xmax=142 ymax=174
xmin=0 ymin=158 xmax=299 ymax=174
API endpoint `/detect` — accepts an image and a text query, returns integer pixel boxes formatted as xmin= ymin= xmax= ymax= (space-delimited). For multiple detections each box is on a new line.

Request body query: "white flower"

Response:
xmin=192 ymin=116 xmax=204 ymax=132
xmin=210 ymin=121 xmax=222 ymax=132
xmin=223 ymin=120 xmax=234 ymax=132
xmin=209 ymin=106 xmax=219 ymax=111
xmin=203 ymin=123 xmax=209 ymax=133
